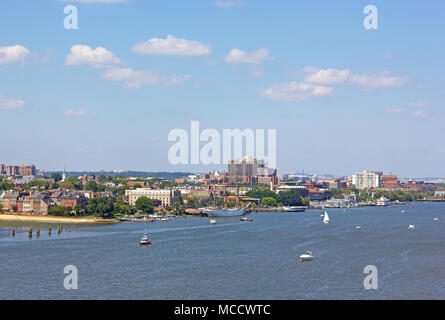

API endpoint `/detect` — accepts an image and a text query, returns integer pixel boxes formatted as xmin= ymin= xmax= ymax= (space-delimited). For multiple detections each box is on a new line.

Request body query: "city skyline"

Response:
xmin=1 ymin=1 xmax=444 ymax=176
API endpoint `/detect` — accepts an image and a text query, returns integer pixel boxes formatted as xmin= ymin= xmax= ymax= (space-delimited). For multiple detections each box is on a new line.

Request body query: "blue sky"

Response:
xmin=0 ymin=0 xmax=444 ymax=177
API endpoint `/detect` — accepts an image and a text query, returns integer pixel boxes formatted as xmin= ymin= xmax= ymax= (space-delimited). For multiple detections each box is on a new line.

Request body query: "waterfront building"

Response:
xmin=125 ymin=188 xmax=181 ymax=207
xmin=381 ymin=175 xmax=399 ymax=188
xmin=351 ymin=171 xmax=382 ymax=189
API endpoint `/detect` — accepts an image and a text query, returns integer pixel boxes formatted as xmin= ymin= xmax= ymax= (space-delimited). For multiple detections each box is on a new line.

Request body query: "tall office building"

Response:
xmin=351 ymin=171 xmax=382 ymax=189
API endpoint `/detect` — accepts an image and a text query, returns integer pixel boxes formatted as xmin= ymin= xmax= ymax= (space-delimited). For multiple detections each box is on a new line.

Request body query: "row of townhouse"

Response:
xmin=0 ymin=190 xmax=87 ymax=215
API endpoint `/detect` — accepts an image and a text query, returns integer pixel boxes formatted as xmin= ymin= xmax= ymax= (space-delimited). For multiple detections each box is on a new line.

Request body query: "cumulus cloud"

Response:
xmin=386 ymin=108 xmax=404 ymax=113
xmin=0 ymin=45 xmax=30 ymax=65
xmin=260 ymin=82 xmax=332 ymax=101
xmin=304 ymin=67 xmax=351 ymax=85
xmin=64 ymin=109 xmax=96 ymax=116
xmin=304 ymin=67 xmax=407 ymax=89
xmin=131 ymin=35 xmax=211 ymax=56
xmin=65 ymin=45 xmax=121 ymax=68
xmin=349 ymin=72 xmax=407 ymax=89
xmin=62 ymin=0 xmax=129 ymax=2
xmin=412 ymin=110 xmax=427 ymax=118
xmin=101 ymin=67 xmax=191 ymax=88
xmin=0 ymin=95 xmax=26 ymax=110
xmin=223 ymin=48 xmax=271 ymax=64
xmin=215 ymin=0 xmax=244 ymax=8
xmin=408 ymin=101 xmax=429 ymax=108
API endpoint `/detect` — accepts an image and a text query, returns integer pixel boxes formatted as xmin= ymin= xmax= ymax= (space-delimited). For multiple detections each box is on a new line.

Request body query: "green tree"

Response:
xmin=277 ymin=190 xmax=303 ymax=206
xmin=261 ymin=197 xmax=278 ymax=207
xmin=85 ymin=180 xmax=105 ymax=192
xmin=0 ymin=180 xmax=15 ymax=190
xmin=51 ymin=173 xmax=62 ymax=182
xmin=135 ymin=196 xmax=154 ymax=214
xmin=87 ymin=197 xmax=115 ymax=218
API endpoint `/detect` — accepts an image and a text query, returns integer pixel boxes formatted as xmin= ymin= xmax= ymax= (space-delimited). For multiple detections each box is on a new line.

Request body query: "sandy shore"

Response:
xmin=0 ymin=214 xmax=119 ymax=224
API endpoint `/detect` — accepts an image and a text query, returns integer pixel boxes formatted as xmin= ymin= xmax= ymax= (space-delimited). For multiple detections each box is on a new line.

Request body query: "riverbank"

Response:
xmin=0 ymin=214 xmax=119 ymax=224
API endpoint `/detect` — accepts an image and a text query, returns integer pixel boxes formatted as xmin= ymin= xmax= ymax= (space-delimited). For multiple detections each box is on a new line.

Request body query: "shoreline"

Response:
xmin=0 ymin=214 xmax=119 ymax=225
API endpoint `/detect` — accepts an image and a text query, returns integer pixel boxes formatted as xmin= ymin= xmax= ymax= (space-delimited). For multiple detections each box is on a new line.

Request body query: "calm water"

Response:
xmin=1 ymin=202 xmax=445 ymax=300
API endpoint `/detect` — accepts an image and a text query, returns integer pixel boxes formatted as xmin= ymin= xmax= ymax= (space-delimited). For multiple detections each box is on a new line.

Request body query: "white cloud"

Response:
xmin=215 ymin=0 xmax=244 ymax=8
xmin=62 ymin=0 xmax=129 ymax=3
xmin=0 ymin=45 xmax=30 ymax=65
xmin=260 ymin=82 xmax=332 ymax=101
xmin=412 ymin=110 xmax=427 ymax=118
xmin=408 ymin=101 xmax=429 ymax=108
xmin=65 ymin=45 xmax=121 ymax=68
xmin=349 ymin=72 xmax=407 ymax=88
xmin=64 ymin=109 xmax=96 ymax=116
xmin=386 ymin=108 xmax=404 ymax=113
xmin=131 ymin=35 xmax=211 ymax=56
xmin=304 ymin=67 xmax=351 ymax=85
xmin=101 ymin=67 xmax=191 ymax=88
xmin=304 ymin=67 xmax=407 ymax=89
xmin=0 ymin=95 xmax=26 ymax=110
xmin=223 ymin=48 xmax=271 ymax=64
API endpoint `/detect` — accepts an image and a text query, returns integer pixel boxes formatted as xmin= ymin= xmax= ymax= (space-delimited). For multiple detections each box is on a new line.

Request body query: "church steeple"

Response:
xmin=62 ymin=164 xmax=66 ymax=182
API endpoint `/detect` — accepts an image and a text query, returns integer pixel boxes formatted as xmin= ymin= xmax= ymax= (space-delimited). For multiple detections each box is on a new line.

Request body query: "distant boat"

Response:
xmin=205 ymin=207 xmax=246 ymax=217
xmin=408 ymin=206 xmax=413 ymax=209
xmin=401 ymin=210 xmax=405 ymax=213
xmin=240 ymin=217 xmax=253 ymax=222
xmin=408 ymin=224 xmax=415 ymax=230
xmin=299 ymin=250 xmax=314 ymax=261
xmin=282 ymin=206 xmax=305 ymax=212
xmin=356 ymin=226 xmax=361 ymax=230
xmin=433 ymin=217 xmax=439 ymax=221
xmin=209 ymin=219 xmax=216 ymax=225
xmin=139 ymin=234 xmax=152 ymax=246
xmin=323 ymin=211 xmax=330 ymax=224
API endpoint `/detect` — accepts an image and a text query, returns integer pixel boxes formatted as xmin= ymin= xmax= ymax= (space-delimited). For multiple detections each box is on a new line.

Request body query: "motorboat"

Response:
xmin=282 ymin=206 xmax=305 ymax=212
xmin=209 ymin=219 xmax=216 ymax=225
xmin=401 ymin=210 xmax=405 ymax=213
xmin=139 ymin=234 xmax=152 ymax=246
xmin=240 ymin=217 xmax=253 ymax=222
xmin=408 ymin=224 xmax=415 ymax=230
xmin=433 ymin=217 xmax=439 ymax=221
xmin=356 ymin=226 xmax=361 ymax=230
xmin=299 ymin=250 xmax=314 ymax=261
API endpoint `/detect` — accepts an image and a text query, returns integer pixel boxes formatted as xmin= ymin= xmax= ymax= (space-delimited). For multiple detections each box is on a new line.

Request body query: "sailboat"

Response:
xmin=323 ymin=211 xmax=330 ymax=224
xmin=204 ymin=173 xmax=247 ymax=217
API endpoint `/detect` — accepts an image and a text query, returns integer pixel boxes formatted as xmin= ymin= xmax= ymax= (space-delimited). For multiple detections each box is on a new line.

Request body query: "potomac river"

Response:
xmin=1 ymin=202 xmax=445 ymax=299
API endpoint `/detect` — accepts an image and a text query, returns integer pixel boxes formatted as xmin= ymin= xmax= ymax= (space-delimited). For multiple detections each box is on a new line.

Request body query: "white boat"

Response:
xmin=323 ymin=211 xmax=330 ymax=224
xmin=401 ymin=210 xmax=405 ymax=213
xmin=356 ymin=226 xmax=361 ymax=230
xmin=282 ymin=206 xmax=306 ymax=212
xmin=240 ymin=217 xmax=253 ymax=222
xmin=209 ymin=219 xmax=216 ymax=225
xmin=139 ymin=234 xmax=152 ymax=246
xmin=433 ymin=217 xmax=439 ymax=221
xmin=408 ymin=224 xmax=415 ymax=230
xmin=299 ymin=250 xmax=314 ymax=261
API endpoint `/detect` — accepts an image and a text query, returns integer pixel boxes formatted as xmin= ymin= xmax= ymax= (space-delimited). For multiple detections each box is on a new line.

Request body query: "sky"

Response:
xmin=0 ymin=0 xmax=444 ymax=177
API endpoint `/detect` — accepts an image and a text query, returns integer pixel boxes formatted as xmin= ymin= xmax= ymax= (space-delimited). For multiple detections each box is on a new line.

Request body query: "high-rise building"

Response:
xmin=351 ymin=171 xmax=382 ymax=189
xmin=228 ymin=156 xmax=264 ymax=179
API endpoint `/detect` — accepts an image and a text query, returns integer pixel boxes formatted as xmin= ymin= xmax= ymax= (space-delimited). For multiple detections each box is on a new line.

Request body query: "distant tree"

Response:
xmin=277 ymin=190 xmax=303 ymax=206
xmin=0 ymin=180 xmax=15 ymax=191
xmin=87 ymin=197 xmax=115 ymax=218
xmin=85 ymin=180 xmax=105 ymax=192
xmin=51 ymin=173 xmax=62 ymax=182
xmin=51 ymin=183 xmax=59 ymax=190
xmin=0 ymin=203 xmax=3 ymax=212
xmin=135 ymin=196 xmax=154 ymax=214
xmin=261 ymin=197 xmax=278 ymax=207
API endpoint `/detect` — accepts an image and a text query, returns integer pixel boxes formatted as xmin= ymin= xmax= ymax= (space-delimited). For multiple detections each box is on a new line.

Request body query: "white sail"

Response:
xmin=323 ymin=211 xmax=330 ymax=224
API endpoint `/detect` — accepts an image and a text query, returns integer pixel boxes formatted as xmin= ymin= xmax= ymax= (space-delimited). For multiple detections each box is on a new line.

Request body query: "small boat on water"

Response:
xmin=356 ymin=226 xmax=361 ymax=230
xmin=299 ymin=250 xmax=314 ymax=261
xmin=408 ymin=224 xmax=415 ymax=230
xmin=240 ymin=217 xmax=253 ymax=222
xmin=323 ymin=211 xmax=330 ymax=224
xmin=408 ymin=206 xmax=413 ymax=209
xmin=401 ymin=210 xmax=405 ymax=213
xmin=139 ymin=234 xmax=152 ymax=246
xmin=209 ymin=219 xmax=216 ymax=225
xmin=433 ymin=217 xmax=439 ymax=221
